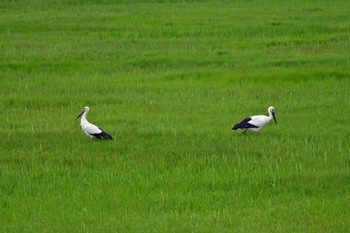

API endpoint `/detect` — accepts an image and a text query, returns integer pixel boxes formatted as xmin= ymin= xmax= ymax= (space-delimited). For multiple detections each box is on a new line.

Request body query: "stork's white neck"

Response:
xmin=268 ymin=111 xmax=273 ymax=119
xmin=267 ymin=115 xmax=273 ymax=124
xmin=80 ymin=111 xmax=89 ymax=125
xmin=266 ymin=109 xmax=275 ymax=124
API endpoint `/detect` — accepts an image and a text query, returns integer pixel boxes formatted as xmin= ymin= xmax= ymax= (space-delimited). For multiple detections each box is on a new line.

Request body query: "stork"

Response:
xmin=77 ymin=106 xmax=113 ymax=140
xmin=232 ymin=106 xmax=277 ymax=134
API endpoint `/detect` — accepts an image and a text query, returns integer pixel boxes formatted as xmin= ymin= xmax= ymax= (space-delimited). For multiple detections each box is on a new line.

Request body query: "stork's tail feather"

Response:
xmin=232 ymin=125 xmax=239 ymax=130
xmin=100 ymin=131 xmax=113 ymax=140
xmin=92 ymin=130 xmax=113 ymax=140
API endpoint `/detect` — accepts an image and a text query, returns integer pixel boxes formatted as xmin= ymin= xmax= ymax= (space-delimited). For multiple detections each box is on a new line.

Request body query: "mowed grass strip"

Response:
xmin=1 ymin=0 xmax=350 ymax=232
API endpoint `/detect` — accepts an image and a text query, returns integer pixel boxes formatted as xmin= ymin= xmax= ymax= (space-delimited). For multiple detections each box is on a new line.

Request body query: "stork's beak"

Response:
xmin=77 ymin=110 xmax=84 ymax=119
xmin=272 ymin=112 xmax=277 ymax=124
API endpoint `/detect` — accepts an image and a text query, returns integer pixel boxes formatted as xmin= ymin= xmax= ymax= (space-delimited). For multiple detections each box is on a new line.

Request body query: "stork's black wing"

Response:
xmin=91 ymin=128 xmax=113 ymax=140
xmin=232 ymin=117 xmax=258 ymax=130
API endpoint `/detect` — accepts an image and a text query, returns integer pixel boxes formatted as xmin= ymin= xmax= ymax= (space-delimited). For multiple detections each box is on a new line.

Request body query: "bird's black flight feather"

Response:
xmin=232 ymin=117 xmax=258 ymax=130
xmin=90 ymin=128 xmax=113 ymax=140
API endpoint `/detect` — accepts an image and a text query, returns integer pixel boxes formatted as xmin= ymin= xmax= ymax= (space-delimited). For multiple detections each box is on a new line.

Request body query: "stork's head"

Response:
xmin=268 ymin=106 xmax=277 ymax=124
xmin=77 ymin=106 xmax=90 ymax=119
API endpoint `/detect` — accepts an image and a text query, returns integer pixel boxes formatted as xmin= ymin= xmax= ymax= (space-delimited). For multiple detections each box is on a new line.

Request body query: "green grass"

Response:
xmin=1 ymin=0 xmax=350 ymax=232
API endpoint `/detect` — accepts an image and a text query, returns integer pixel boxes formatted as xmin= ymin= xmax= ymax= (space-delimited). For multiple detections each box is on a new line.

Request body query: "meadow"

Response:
xmin=1 ymin=0 xmax=350 ymax=232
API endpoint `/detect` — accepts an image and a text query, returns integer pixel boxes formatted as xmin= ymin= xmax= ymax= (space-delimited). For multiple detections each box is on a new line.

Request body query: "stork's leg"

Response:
xmin=243 ymin=129 xmax=247 ymax=134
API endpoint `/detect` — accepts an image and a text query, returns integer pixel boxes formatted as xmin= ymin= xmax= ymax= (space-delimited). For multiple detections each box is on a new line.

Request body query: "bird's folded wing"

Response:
xmin=83 ymin=124 xmax=102 ymax=134
xmin=249 ymin=115 xmax=267 ymax=127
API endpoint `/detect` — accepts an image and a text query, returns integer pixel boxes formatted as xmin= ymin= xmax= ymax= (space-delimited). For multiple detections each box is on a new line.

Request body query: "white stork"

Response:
xmin=232 ymin=106 xmax=277 ymax=134
xmin=77 ymin=106 xmax=113 ymax=140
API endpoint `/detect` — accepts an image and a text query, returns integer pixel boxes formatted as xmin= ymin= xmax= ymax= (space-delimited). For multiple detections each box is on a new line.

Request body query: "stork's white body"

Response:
xmin=232 ymin=106 xmax=277 ymax=133
xmin=77 ymin=106 xmax=113 ymax=140
xmin=80 ymin=112 xmax=103 ymax=139
xmin=244 ymin=114 xmax=273 ymax=132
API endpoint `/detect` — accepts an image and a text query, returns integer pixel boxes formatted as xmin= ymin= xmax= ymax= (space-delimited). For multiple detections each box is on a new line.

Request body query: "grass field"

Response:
xmin=1 ymin=0 xmax=350 ymax=232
